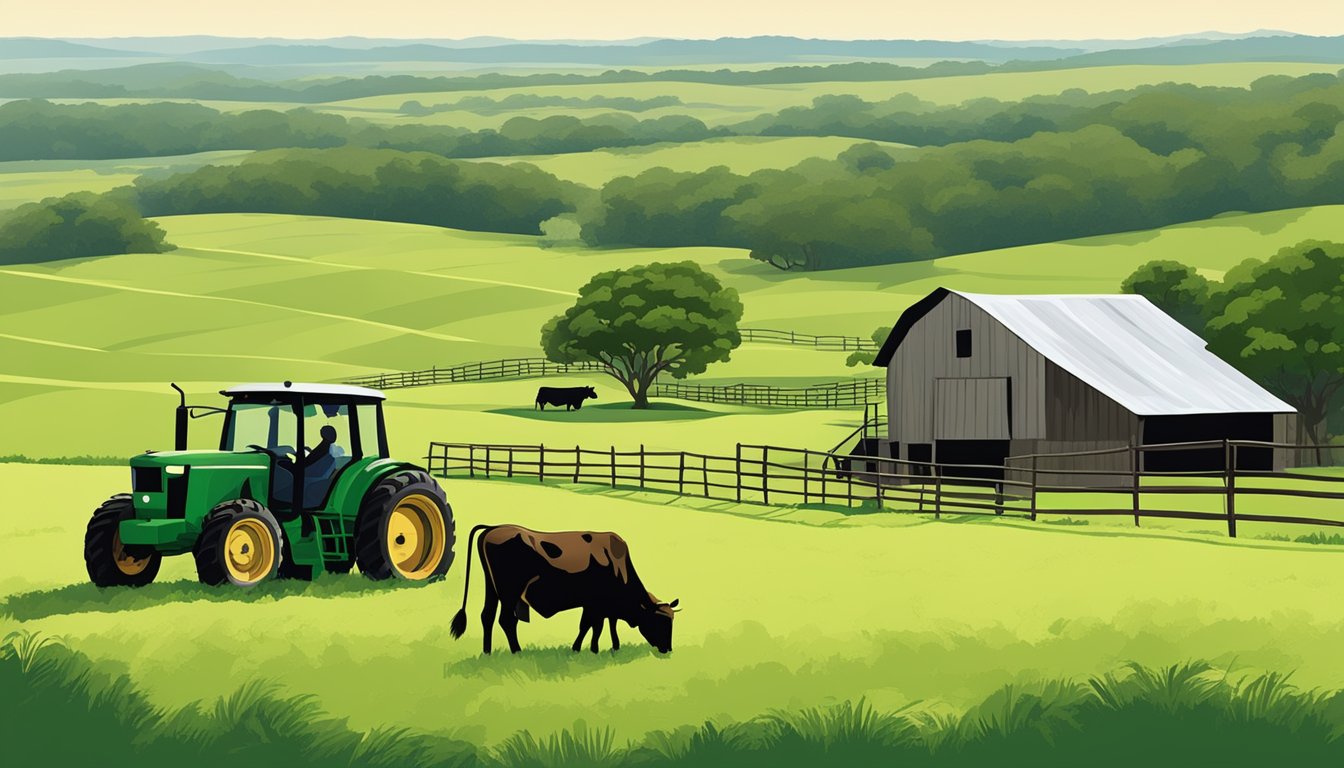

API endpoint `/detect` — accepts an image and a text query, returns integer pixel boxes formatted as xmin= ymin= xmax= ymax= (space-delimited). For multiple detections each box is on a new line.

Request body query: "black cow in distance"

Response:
xmin=449 ymin=524 xmax=679 ymax=654
xmin=535 ymin=385 xmax=598 ymax=411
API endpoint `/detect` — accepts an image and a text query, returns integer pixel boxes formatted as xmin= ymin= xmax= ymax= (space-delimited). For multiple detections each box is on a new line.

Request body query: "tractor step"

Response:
xmin=312 ymin=514 xmax=352 ymax=561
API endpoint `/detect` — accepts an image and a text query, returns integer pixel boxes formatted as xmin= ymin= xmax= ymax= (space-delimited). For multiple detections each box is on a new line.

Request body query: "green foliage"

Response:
xmin=541 ymin=261 xmax=743 ymax=408
xmin=0 ymin=60 xmax=996 ymax=103
xmin=8 ymin=630 xmax=1344 ymax=767
xmin=846 ymin=325 xmax=893 ymax=367
xmin=134 ymin=148 xmax=584 ymax=235
xmin=0 ymin=99 xmax=718 ymax=162
xmin=1296 ymin=531 xmax=1344 ymax=545
xmin=1120 ymin=260 xmax=1212 ymax=333
xmin=1205 ymin=240 xmax=1344 ymax=445
xmin=0 ymin=192 xmax=169 ymax=265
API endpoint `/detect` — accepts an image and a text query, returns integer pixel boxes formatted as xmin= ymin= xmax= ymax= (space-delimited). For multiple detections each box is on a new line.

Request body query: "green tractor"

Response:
xmin=84 ymin=382 xmax=455 ymax=587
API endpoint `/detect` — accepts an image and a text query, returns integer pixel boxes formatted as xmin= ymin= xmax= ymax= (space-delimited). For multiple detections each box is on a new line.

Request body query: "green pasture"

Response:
xmin=468 ymin=136 xmax=911 ymax=187
xmin=4 ymin=462 xmax=1344 ymax=747
xmin=321 ymin=63 xmax=1343 ymax=127
xmin=4 ymin=206 xmax=1344 ymax=458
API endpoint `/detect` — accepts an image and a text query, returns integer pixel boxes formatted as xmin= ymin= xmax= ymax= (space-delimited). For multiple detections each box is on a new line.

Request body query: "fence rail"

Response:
xmin=650 ymin=378 xmax=883 ymax=408
xmin=344 ymin=358 xmax=604 ymax=390
xmin=740 ymin=328 xmax=877 ymax=351
xmin=426 ymin=439 xmax=1344 ymax=537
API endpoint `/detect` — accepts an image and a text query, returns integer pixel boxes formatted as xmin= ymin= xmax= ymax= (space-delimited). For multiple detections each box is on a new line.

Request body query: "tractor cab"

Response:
xmin=219 ymin=382 xmax=388 ymax=515
xmin=85 ymin=381 xmax=455 ymax=589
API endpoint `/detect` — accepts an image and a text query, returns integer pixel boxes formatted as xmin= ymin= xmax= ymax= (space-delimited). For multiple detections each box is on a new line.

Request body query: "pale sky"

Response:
xmin=2 ymin=0 xmax=1340 ymax=41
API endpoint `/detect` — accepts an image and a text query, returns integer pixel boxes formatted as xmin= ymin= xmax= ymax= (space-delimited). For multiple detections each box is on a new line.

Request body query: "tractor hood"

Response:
xmin=131 ymin=450 xmax=269 ymax=469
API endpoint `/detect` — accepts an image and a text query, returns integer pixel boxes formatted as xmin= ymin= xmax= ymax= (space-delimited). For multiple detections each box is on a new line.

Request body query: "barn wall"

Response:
xmin=1043 ymin=362 xmax=1140 ymax=443
xmin=886 ymin=294 xmax=1046 ymax=449
xmin=1274 ymin=413 xmax=1298 ymax=470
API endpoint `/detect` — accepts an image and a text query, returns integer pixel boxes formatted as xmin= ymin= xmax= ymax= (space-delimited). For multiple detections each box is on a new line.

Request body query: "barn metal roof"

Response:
xmin=874 ymin=288 xmax=1294 ymax=416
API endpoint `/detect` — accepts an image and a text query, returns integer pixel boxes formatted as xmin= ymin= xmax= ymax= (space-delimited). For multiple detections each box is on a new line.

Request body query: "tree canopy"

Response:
xmin=1122 ymin=242 xmax=1344 ymax=447
xmin=540 ymin=261 xmax=743 ymax=408
xmin=0 ymin=193 xmax=170 ymax=265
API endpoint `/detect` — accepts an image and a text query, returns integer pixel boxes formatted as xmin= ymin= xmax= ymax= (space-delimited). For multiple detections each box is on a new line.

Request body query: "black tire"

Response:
xmin=355 ymin=470 xmax=455 ymax=581
xmin=193 ymin=499 xmax=283 ymax=587
xmin=85 ymin=494 xmax=162 ymax=587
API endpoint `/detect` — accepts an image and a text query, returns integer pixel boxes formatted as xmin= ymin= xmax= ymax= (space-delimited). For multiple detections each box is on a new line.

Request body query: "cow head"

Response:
xmin=584 ymin=387 xmax=598 ymax=400
xmin=635 ymin=596 xmax=679 ymax=653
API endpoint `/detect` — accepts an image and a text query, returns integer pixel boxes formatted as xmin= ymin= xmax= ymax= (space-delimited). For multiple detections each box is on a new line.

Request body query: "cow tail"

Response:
xmin=450 ymin=524 xmax=494 ymax=639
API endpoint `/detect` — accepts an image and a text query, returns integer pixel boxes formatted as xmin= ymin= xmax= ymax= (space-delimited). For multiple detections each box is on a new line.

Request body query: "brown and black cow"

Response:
xmin=449 ymin=524 xmax=679 ymax=654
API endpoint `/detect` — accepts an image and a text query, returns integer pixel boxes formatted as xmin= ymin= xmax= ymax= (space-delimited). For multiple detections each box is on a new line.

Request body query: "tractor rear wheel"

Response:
xmin=355 ymin=470 xmax=455 ymax=581
xmin=194 ymin=499 xmax=283 ymax=587
xmin=85 ymin=494 xmax=161 ymax=587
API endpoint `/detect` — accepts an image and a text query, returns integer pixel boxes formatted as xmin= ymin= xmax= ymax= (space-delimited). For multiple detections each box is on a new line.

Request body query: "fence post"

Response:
xmin=1029 ymin=454 xmax=1038 ymax=522
xmin=468 ymin=445 xmax=476 ymax=479
xmin=538 ymin=444 xmax=545 ymax=483
xmin=803 ymin=450 xmax=810 ymax=505
xmin=678 ymin=452 xmax=686 ymax=495
xmin=610 ymin=446 xmax=616 ymax=488
xmin=1130 ymin=439 xmax=1141 ymax=527
xmin=573 ymin=445 xmax=581 ymax=483
xmin=934 ymin=469 xmax=942 ymax=520
xmin=484 ymin=445 xmax=491 ymax=478
xmin=735 ymin=443 xmax=743 ymax=503
xmin=702 ymin=455 xmax=710 ymax=498
xmin=507 ymin=446 xmax=514 ymax=478
xmin=1225 ymin=439 xmax=1237 ymax=538
xmin=762 ymin=446 xmax=770 ymax=505
xmin=639 ymin=444 xmax=646 ymax=489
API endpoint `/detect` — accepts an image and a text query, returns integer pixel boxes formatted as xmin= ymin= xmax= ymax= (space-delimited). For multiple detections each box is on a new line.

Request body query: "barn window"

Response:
xmin=955 ymin=329 xmax=972 ymax=358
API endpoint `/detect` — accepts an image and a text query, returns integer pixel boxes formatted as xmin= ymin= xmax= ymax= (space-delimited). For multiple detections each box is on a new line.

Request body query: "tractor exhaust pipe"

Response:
xmin=170 ymin=383 xmax=188 ymax=451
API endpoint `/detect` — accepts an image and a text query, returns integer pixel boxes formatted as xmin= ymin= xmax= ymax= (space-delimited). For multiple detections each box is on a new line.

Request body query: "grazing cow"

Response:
xmin=535 ymin=386 xmax=598 ymax=411
xmin=449 ymin=524 xmax=679 ymax=654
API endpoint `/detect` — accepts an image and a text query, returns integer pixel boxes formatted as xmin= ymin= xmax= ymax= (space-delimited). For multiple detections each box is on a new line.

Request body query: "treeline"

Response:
xmin=0 ymin=193 xmax=170 ymax=265
xmin=402 ymin=94 xmax=682 ymax=115
xmin=134 ymin=148 xmax=585 ymax=235
xmin=0 ymin=60 xmax=995 ymax=102
xmin=0 ymin=100 xmax=718 ymax=161
xmin=738 ymin=73 xmax=1344 ymax=151
xmin=578 ymin=72 xmax=1344 ymax=268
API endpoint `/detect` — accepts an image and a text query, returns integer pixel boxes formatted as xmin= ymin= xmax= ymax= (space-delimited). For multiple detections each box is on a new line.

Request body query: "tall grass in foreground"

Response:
xmin=4 ymin=631 xmax=1342 ymax=766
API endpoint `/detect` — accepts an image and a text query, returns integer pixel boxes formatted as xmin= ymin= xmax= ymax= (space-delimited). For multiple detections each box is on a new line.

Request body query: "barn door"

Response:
xmin=934 ymin=377 xmax=1010 ymax=440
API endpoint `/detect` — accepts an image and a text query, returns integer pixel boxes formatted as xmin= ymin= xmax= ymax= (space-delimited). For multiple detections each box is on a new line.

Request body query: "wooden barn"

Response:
xmin=871 ymin=288 xmax=1297 ymax=485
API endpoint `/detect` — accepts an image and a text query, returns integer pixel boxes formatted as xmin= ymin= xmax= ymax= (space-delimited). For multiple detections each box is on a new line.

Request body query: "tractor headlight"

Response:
xmin=165 ymin=465 xmax=186 ymax=475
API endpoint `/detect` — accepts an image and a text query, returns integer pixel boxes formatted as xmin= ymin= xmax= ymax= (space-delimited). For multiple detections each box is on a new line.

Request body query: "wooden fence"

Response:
xmin=344 ymin=358 xmax=603 ymax=390
xmin=425 ymin=439 xmax=1344 ymax=538
xmin=649 ymin=378 xmax=883 ymax=408
xmin=740 ymin=328 xmax=877 ymax=351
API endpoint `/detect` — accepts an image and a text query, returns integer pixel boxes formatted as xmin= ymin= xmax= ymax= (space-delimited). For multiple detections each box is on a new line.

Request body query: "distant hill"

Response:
xmin=182 ymin=36 xmax=1083 ymax=66
xmin=1049 ymin=35 xmax=1344 ymax=66
xmin=0 ymin=38 xmax=143 ymax=58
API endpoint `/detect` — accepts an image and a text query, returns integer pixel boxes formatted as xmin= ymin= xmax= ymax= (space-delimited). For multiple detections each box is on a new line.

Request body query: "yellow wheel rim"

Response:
xmin=387 ymin=493 xmax=445 ymax=580
xmin=224 ymin=518 xmax=275 ymax=585
xmin=112 ymin=530 xmax=150 ymax=576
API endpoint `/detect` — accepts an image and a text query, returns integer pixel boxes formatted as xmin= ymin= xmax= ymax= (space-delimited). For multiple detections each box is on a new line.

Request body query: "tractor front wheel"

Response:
xmin=355 ymin=470 xmax=455 ymax=581
xmin=194 ymin=499 xmax=283 ymax=587
xmin=85 ymin=494 xmax=162 ymax=587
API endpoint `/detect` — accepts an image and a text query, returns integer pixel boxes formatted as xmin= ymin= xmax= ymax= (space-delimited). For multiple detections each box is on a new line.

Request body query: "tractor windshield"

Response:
xmin=224 ymin=402 xmax=297 ymax=453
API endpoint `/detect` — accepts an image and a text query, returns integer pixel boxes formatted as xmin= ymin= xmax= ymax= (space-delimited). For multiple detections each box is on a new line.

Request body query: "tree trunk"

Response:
xmin=631 ymin=392 xmax=650 ymax=409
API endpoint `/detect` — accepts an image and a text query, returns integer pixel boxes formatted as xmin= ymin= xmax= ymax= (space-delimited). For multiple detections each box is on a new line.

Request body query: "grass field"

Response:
xmin=469 ymin=136 xmax=911 ymax=186
xmin=4 ymin=462 xmax=1344 ymax=748
xmin=3 ymin=205 xmax=1343 ymax=458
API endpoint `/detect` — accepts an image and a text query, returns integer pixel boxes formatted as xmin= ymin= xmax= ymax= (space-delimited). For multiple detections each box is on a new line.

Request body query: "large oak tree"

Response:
xmin=541 ymin=261 xmax=742 ymax=409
